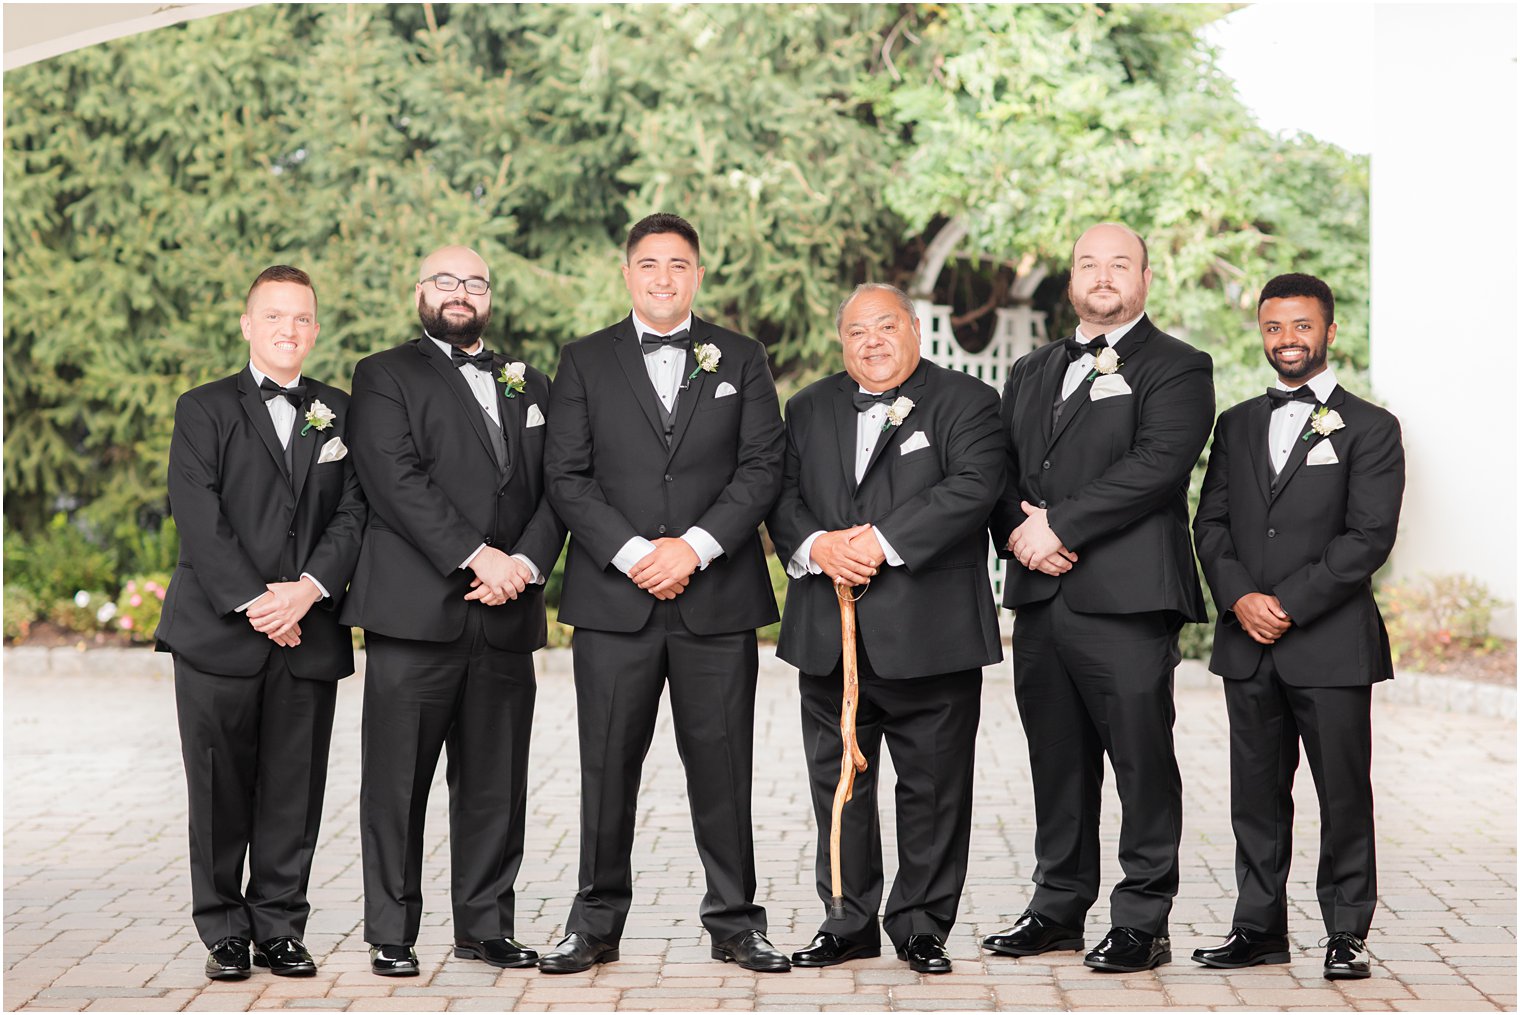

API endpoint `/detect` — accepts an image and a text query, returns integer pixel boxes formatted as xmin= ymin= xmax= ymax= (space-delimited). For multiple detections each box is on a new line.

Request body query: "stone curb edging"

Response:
xmin=4 ymin=646 xmax=1513 ymax=720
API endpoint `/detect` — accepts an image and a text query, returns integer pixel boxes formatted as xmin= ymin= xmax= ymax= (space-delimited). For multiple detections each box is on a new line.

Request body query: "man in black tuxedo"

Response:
xmin=1191 ymin=273 xmax=1403 ymax=981
xmin=985 ymin=224 xmax=1214 ymax=972
xmin=768 ymin=284 xmax=1003 ymax=975
xmin=343 ymin=245 xmax=565 ymax=976
xmin=157 ymin=265 xmax=366 ymax=981
xmin=540 ymin=213 xmax=789 ymax=974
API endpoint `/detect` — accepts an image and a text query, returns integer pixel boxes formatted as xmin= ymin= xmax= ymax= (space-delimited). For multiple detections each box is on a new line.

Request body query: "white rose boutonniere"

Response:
xmin=882 ymin=396 xmax=915 ymax=432
xmin=688 ymin=342 xmax=721 ymax=380
xmin=497 ymin=361 xmax=527 ymax=398
xmin=301 ymin=399 xmax=336 ymax=436
xmin=1304 ymin=406 xmax=1345 ymax=441
xmin=1086 ymin=347 xmax=1122 ymax=382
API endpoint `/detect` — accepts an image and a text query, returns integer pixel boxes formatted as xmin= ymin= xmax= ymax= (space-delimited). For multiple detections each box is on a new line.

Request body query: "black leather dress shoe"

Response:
xmin=1191 ymin=927 xmax=1290 ymax=969
xmin=712 ymin=929 xmax=791 ymax=972
xmin=1084 ymin=927 xmax=1171 ymax=972
xmin=1323 ymin=932 xmax=1371 ymax=980
xmin=454 ymin=937 xmax=539 ymax=968
xmin=252 ymin=936 xmax=316 ymax=976
xmin=897 ymin=934 xmax=952 ymax=974
xmin=538 ymin=932 xmax=619 ymax=974
xmin=982 ymin=909 xmax=1084 ymax=956
xmin=369 ymin=943 xmax=420 ymax=977
xmin=204 ymin=937 xmax=251 ymax=981
xmin=790 ymin=932 xmax=883 ymax=967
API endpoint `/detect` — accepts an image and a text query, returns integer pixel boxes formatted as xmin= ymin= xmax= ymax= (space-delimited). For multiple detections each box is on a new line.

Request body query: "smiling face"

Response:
xmin=240 ymin=280 xmax=319 ymax=385
xmin=1259 ymin=295 xmax=1336 ymax=383
xmin=1068 ymin=223 xmax=1152 ymax=336
xmin=839 ymin=287 xmax=922 ymax=392
xmin=622 ymin=231 xmax=704 ymax=333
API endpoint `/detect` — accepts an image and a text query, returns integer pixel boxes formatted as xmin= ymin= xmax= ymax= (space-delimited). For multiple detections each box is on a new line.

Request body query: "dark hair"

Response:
xmin=626 ymin=213 xmax=700 ymax=261
xmin=1258 ymin=272 xmax=1334 ymax=324
xmin=247 ymin=264 xmax=316 ymax=309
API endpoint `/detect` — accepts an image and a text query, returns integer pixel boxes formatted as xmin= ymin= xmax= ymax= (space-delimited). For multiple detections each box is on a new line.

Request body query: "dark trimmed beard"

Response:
xmin=1069 ymin=283 xmax=1144 ymax=329
xmin=419 ymin=298 xmax=490 ymax=347
xmin=1267 ymin=342 xmax=1328 ymax=380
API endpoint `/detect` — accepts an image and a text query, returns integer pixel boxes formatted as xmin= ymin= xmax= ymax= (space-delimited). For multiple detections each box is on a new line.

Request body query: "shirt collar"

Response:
xmin=425 ymin=333 xmax=482 ymax=358
xmin=631 ymin=310 xmax=693 ymax=340
xmin=1074 ymin=313 xmax=1144 ymax=349
xmin=1274 ymin=366 xmax=1338 ymax=404
xmin=248 ymin=362 xmax=301 ymax=390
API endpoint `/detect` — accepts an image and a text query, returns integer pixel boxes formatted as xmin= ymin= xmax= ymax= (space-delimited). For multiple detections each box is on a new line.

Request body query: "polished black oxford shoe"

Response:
xmin=1084 ymin=926 xmax=1171 ymax=972
xmin=982 ymin=909 xmax=1084 ymax=956
xmin=897 ymin=934 xmax=952 ymax=974
xmin=538 ymin=932 xmax=619 ymax=974
xmin=790 ymin=932 xmax=882 ymax=967
xmin=252 ymin=936 xmax=316 ymax=976
xmin=1323 ymin=932 xmax=1371 ymax=980
xmin=712 ymin=929 xmax=791 ymax=972
xmin=369 ymin=943 xmax=420 ymax=977
xmin=454 ymin=937 xmax=539 ymax=968
xmin=1191 ymin=927 xmax=1290 ymax=969
xmin=204 ymin=936 xmax=251 ymax=981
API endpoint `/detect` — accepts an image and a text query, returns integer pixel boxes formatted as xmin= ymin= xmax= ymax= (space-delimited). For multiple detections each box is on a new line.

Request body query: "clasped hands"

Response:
xmin=629 ymin=538 xmax=697 ymax=600
xmin=1233 ymin=592 xmax=1293 ymax=645
xmin=1008 ymin=501 xmax=1079 ymax=575
xmin=809 ymin=523 xmax=886 ymax=587
xmin=465 ymin=546 xmax=535 ymax=607
xmin=245 ymin=577 xmax=322 ymax=647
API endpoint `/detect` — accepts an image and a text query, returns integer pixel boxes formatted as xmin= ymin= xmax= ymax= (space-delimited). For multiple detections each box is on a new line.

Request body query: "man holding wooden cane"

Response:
xmin=768 ymin=283 xmax=1004 ymax=974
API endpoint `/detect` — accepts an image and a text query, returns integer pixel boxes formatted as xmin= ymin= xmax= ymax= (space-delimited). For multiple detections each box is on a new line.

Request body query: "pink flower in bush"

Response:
xmin=129 ymin=594 xmax=143 ymax=607
xmin=126 ymin=580 xmax=138 ymax=593
xmin=119 ymin=616 xmax=135 ymax=630
xmin=155 ymin=587 xmax=166 ymax=601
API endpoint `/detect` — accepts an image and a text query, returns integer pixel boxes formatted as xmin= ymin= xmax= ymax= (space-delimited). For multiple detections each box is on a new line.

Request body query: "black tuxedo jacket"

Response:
xmin=545 ymin=314 xmax=784 ymax=635
xmin=769 ymin=360 xmax=1004 ymax=679
xmin=340 ymin=337 xmax=566 ymax=650
xmin=990 ymin=315 xmax=1213 ymax=619
xmin=156 ymin=368 xmax=366 ymax=680
xmin=1194 ymin=384 xmax=1404 ymax=686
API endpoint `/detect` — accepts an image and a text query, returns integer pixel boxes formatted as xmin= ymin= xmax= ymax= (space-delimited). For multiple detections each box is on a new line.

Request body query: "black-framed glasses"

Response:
xmin=422 ymin=273 xmax=491 ymax=295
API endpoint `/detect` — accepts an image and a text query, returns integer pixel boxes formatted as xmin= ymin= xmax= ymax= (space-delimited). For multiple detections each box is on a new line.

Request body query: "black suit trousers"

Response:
xmin=1011 ymin=590 xmax=1183 ymax=935
xmin=1225 ymin=652 xmax=1375 ymax=938
xmin=567 ymin=602 xmax=765 ymax=944
xmin=359 ymin=606 xmax=536 ymax=945
xmin=799 ymin=647 xmax=981 ymax=950
xmin=174 ymin=653 xmax=337 ymax=948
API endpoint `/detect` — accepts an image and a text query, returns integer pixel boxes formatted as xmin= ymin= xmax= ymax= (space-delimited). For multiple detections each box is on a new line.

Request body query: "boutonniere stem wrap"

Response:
xmin=497 ymin=361 xmax=527 ymax=398
xmin=300 ymin=400 xmax=335 ymax=435
xmin=882 ymin=396 xmax=915 ymax=432
xmin=1303 ymin=405 xmax=1345 ymax=441
xmin=1086 ymin=347 xmax=1122 ymax=382
xmin=689 ymin=342 xmax=721 ymax=380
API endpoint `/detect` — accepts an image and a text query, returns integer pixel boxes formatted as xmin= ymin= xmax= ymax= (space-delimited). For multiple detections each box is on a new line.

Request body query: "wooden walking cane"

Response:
xmin=829 ymin=580 xmax=869 ymax=921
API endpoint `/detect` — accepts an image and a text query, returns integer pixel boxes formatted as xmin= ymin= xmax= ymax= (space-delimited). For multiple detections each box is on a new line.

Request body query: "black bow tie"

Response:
xmin=639 ymin=329 xmax=691 ymax=354
xmin=1266 ymin=386 xmax=1317 ymax=406
xmin=852 ymin=388 xmax=899 ymax=413
xmin=451 ymin=346 xmax=494 ymax=371
xmin=1064 ymin=334 xmax=1109 ymax=362
xmin=259 ymin=377 xmax=306 ymax=407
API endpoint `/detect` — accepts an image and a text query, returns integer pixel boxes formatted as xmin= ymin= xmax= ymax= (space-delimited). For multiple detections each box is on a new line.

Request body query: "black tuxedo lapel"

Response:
xmin=290 ymin=393 xmax=320 ymax=505
xmin=611 ymin=317 xmax=671 ymax=445
xmin=1244 ymin=395 xmax=1274 ymax=503
xmin=493 ymin=354 xmax=521 ymax=487
xmin=1036 ymin=344 xmax=1069 ymax=445
xmin=1046 ymin=318 xmax=1154 ymax=453
xmin=664 ymin=323 xmax=711 ymax=460
xmin=1271 ymin=385 xmax=1345 ymax=503
xmin=1047 ymin=371 xmax=1096 ymax=451
xmin=237 ymin=368 xmax=295 ymax=488
xmin=832 ymin=375 xmax=862 ymax=494
xmin=416 ymin=337 xmax=500 ymax=467
xmin=858 ymin=361 xmax=930 ymax=486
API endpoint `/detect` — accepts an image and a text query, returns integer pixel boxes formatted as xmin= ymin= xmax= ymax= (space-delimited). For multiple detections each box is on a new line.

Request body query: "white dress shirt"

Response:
xmin=1060 ymin=313 xmax=1145 ymax=400
xmin=1268 ymin=367 xmax=1339 ymax=474
xmin=608 ymin=312 xmax=724 ymax=575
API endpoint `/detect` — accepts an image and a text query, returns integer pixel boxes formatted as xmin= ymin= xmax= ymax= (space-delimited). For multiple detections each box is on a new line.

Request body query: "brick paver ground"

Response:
xmin=5 ymin=648 xmax=1514 ymax=1011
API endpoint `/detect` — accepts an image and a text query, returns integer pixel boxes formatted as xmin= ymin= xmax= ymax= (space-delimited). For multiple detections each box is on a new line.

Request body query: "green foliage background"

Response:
xmin=4 ymin=3 xmax=1369 ymax=613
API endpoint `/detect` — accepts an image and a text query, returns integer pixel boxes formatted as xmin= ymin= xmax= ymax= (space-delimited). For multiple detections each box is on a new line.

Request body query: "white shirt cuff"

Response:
xmin=460 ymin=543 xmax=487 ymax=570
xmin=234 ymin=592 xmax=267 ymax=614
xmin=300 ymin=572 xmax=330 ymax=599
xmin=873 ymin=528 xmax=904 ymax=567
xmin=612 ymin=537 xmax=659 ymax=575
xmin=787 ymin=530 xmax=827 ymax=579
xmin=681 ymin=527 xmax=724 ymax=570
xmin=511 ymin=553 xmax=546 ymax=585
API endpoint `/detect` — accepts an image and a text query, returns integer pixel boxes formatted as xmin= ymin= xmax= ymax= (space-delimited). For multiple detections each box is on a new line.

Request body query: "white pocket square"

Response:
xmin=1089 ymin=374 xmax=1132 ymax=400
xmin=1306 ymin=440 xmax=1339 ymax=466
xmin=714 ymin=381 xmax=737 ymax=399
xmin=317 ymin=436 xmax=348 ymax=464
xmin=899 ymin=430 xmax=930 ymax=455
xmin=525 ymin=404 xmax=545 ymax=428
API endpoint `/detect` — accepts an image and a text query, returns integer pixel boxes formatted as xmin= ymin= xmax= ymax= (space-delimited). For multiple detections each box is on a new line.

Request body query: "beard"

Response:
xmin=1267 ymin=342 xmax=1328 ymax=380
xmin=1069 ymin=283 xmax=1144 ymax=328
xmin=419 ymin=298 xmax=490 ymax=347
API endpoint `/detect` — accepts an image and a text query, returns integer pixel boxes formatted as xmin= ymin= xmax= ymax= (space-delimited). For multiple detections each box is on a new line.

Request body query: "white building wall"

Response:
xmin=1372 ymin=5 xmax=1518 ymax=634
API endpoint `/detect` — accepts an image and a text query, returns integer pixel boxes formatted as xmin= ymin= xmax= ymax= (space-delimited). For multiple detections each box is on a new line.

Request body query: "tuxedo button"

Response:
xmin=1038 ymin=500 xmax=1048 ymax=509
xmin=664 ymin=474 xmax=673 ymax=482
xmin=1042 ymin=460 xmax=1051 ymax=470
xmin=1267 ymin=528 xmax=1277 ymax=538
xmin=484 ymin=537 xmax=493 ymax=545
xmin=658 ymin=525 xmax=668 ymax=534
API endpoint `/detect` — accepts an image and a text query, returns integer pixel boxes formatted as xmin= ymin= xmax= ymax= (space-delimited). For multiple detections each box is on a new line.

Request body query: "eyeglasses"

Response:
xmin=422 ymin=273 xmax=491 ymax=295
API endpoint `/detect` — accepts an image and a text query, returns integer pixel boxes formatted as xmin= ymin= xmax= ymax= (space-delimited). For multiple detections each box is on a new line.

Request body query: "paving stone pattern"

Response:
xmin=5 ymin=649 xmax=1514 ymax=1011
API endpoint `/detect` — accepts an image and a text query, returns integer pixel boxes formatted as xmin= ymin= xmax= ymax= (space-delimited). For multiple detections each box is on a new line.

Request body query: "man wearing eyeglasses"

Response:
xmin=343 ymin=245 xmax=566 ymax=976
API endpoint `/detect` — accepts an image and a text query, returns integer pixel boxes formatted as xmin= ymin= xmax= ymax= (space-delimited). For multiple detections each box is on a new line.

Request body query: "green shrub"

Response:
xmin=49 ymin=589 xmax=114 ymax=635
xmin=3 ymin=585 xmax=43 ymax=641
xmin=5 ymin=514 xmax=119 ymax=604
xmin=1377 ymin=573 xmax=1507 ymax=669
xmin=113 ymin=574 xmax=170 ymax=643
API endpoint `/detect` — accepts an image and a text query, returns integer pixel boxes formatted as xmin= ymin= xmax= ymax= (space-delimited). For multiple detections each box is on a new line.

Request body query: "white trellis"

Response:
xmin=914 ymin=300 xmax=1050 ymax=608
